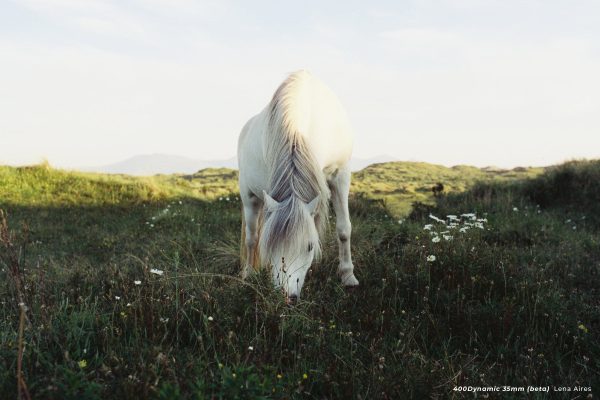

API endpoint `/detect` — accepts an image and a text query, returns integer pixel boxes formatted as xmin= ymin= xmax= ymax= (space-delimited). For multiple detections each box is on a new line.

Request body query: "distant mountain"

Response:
xmin=83 ymin=154 xmax=238 ymax=175
xmin=82 ymin=154 xmax=398 ymax=175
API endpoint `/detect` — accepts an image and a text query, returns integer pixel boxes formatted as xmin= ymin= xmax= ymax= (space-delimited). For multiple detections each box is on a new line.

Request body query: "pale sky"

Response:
xmin=1 ymin=0 xmax=599 ymax=169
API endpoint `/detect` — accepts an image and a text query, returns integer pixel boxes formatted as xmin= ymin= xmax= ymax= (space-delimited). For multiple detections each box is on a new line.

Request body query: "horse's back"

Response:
xmin=274 ymin=71 xmax=353 ymax=171
xmin=238 ymin=71 xmax=353 ymax=196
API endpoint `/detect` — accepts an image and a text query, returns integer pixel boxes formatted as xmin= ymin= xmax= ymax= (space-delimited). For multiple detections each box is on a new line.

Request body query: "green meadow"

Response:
xmin=0 ymin=160 xmax=598 ymax=399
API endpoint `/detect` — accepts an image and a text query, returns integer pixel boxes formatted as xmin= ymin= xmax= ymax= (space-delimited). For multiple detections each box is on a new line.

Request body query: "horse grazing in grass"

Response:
xmin=238 ymin=70 xmax=358 ymax=304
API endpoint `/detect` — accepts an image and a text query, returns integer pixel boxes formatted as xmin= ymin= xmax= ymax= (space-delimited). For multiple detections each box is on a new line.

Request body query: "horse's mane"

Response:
xmin=260 ymin=71 xmax=330 ymax=264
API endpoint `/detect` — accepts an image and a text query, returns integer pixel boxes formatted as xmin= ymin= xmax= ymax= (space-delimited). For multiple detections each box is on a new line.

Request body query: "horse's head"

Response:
xmin=261 ymin=191 xmax=321 ymax=304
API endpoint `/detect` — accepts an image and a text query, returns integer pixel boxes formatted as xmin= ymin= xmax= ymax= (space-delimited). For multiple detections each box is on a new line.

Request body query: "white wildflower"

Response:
xmin=248 ymin=346 xmax=254 ymax=351
xmin=134 ymin=280 xmax=141 ymax=285
xmin=459 ymin=227 xmax=469 ymax=233
xmin=426 ymin=255 xmax=436 ymax=262
xmin=115 ymin=296 xmax=121 ymax=300
xmin=423 ymin=224 xmax=433 ymax=230
xmin=432 ymin=236 xmax=441 ymax=243
xmin=443 ymin=235 xmax=453 ymax=241
xmin=208 ymin=316 xmax=214 ymax=321
xmin=447 ymin=215 xmax=458 ymax=221
xmin=513 ymin=207 xmax=518 ymax=212
xmin=150 ymin=268 xmax=164 ymax=276
xmin=160 ymin=317 xmax=169 ymax=323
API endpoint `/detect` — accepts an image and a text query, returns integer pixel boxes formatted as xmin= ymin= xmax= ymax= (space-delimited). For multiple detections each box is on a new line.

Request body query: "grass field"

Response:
xmin=0 ymin=160 xmax=598 ymax=399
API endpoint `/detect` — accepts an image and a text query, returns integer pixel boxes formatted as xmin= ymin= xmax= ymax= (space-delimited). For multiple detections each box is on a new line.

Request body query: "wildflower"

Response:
xmin=423 ymin=224 xmax=433 ymax=230
xmin=447 ymin=215 xmax=458 ymax=220
xmin=160 ymin=317 xmax=169 ymax=323
xmin=78 ymin=359 xmax=87 ymax=369
xmin=277 ymin=374 xmax=283 ymax=379
xmin=426 ymin=255 xmax=436 ymax=262
xmin=134 ymin=280 xmax=141 ymax=285
xmin=208 ymin=316 xmax=214 ymax=321
xmin=459 ymin=227 xmax=469 ymax=233
xmin=578 ymin=324 xmax=588 ymax=333
xmin=248 ymin=346 xmax=254 ymax=351
xmin=431 ymin=236 xmax=441 ymax=243
xmin=115 ymin=296 xmax=121 ymax=300
xmin=303 ymin=373 xmax=308 ymax=380
xmin=443 ymin=235 xmax=453 ymax=241
xmin=398 ymin=219 xmax=404 ymax=225
xmin=513 ymin=207 xmax=518 ymax=212
xmin=226 ymin=197 xmax=230 ymax=201
xmin=150 ymin=268 xmax=164 ymax=276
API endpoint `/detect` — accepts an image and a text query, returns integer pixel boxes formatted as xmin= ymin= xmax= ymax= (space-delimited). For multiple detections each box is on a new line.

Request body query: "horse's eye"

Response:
xmin=308 ymin=243 xmax=313 ymax=252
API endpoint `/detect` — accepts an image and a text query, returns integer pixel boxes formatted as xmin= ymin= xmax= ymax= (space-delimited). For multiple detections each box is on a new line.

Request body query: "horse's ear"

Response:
xmin=263 ymin=190 xmax=279 ymax=211
xmin=305 ymin=194 xmax=320 ymax=216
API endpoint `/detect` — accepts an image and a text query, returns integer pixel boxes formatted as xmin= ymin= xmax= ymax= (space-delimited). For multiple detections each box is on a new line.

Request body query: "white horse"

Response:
xmin=237 ymin=70 xmax=358 ymax=303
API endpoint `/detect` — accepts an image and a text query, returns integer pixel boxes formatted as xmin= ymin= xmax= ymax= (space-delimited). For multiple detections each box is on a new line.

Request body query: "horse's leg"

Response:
xmin=329 ymin=167 xmax=359 ymax=287
xmin=241 ymin=192 xmax=261 ymax=279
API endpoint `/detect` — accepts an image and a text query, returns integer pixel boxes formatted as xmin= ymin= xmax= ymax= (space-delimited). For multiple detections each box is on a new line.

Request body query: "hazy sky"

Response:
xmin=1 ymin=0 xmax=599 ymax=168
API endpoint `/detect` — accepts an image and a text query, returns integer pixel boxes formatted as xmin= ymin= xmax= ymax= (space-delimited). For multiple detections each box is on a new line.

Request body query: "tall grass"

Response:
xmin=0 ymin=161 xmax=598 ymax=398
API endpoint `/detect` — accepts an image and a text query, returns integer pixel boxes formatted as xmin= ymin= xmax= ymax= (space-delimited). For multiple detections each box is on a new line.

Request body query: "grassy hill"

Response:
xmin=351 ymin=161 xmax=543 ymax=216
xmin=0 ymin=160 xmax=598 ymax=399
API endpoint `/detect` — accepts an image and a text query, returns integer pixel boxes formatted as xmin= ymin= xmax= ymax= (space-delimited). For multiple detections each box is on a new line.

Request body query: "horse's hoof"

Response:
xmin=341 ymin=273 xmax=359 ymax=287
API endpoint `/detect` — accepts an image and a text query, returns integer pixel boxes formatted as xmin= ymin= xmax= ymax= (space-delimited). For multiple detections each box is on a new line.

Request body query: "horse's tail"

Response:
xmin=240 ymin=205 xmax=263 ymax=272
